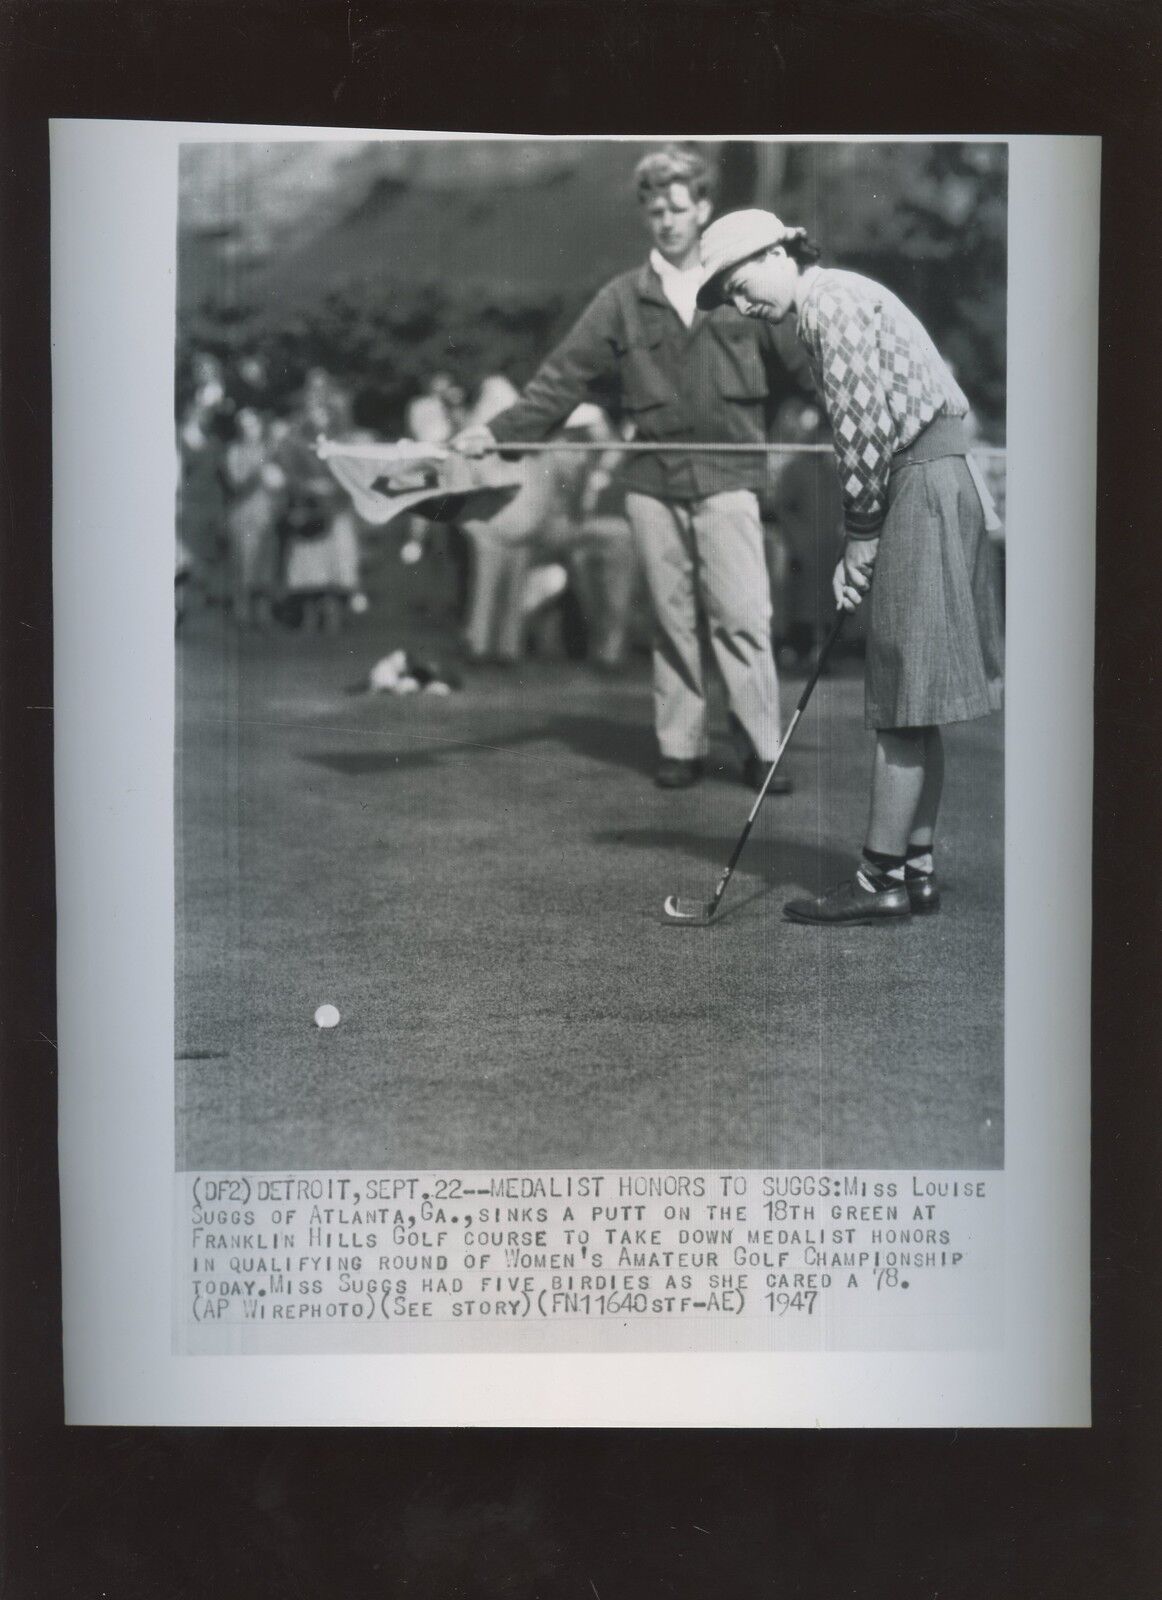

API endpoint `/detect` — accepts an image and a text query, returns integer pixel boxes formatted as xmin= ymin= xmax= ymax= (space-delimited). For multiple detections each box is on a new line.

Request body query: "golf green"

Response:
xmin=176 ymin=609 xmax=1003 ymax=1173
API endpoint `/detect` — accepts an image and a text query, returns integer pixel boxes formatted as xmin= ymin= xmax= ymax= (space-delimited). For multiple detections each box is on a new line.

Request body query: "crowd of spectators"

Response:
xmin=176 ymin=354 xmax=369 ymax=633
xmin=175 ymin=348 xmax=857 ymax=668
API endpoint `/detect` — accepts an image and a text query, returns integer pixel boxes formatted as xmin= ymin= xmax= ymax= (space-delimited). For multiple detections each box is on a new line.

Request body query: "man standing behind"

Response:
xmin=452 ymin=144 xmax=809 ymax=792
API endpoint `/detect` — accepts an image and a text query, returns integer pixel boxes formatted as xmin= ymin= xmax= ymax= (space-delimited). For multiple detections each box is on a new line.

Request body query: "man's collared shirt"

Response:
xmin=648 ymin=248 xmax=702 ymax=329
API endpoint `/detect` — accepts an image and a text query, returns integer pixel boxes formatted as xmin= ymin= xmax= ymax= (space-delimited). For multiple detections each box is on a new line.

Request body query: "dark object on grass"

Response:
xmin=662 ymin=607 xmax=846 ymax=927
xmin=368 ymin=649 xmax=462 ymax=695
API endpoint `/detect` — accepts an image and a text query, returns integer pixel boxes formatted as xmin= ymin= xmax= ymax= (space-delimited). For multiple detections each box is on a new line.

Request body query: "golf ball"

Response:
xmin=314 ymin=1004 xmax=341 ymax=1029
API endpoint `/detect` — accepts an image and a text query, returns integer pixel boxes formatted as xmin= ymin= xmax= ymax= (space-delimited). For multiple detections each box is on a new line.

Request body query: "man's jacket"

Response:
xmin=488 ymin=261 xmax=814 ymax=501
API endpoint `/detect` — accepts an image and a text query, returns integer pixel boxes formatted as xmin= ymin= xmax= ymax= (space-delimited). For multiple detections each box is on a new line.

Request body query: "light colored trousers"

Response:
xmin=626 ymin=489 xmax=782 ymax=761
xmin=462 ymin=528 xmax=534 ymax=662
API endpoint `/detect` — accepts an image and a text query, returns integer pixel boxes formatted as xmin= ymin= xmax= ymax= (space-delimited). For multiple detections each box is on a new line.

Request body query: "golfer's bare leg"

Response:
xmin=626 ymin=493 xmax=706 ymax=761
xmin=907 ymin=727 xmax=944 ymax=850
xmin=865 ymin=728 xmax=934 ymax=855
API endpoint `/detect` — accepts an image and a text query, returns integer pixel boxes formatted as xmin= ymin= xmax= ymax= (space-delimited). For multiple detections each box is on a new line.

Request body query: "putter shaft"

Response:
xmin=662 ymin=609 xmax=846 ymax=927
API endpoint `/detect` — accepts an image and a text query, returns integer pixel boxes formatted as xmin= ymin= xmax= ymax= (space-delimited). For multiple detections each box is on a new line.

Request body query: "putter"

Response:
xmin=662 ymin=608 xmax=846 ymax=927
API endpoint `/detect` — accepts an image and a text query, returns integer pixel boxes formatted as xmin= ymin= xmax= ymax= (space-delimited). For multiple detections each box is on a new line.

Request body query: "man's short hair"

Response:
xmin=634 ymin=143 xmax=717 ymax=205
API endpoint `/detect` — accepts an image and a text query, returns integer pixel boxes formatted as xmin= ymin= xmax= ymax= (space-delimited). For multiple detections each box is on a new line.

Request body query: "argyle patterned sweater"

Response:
xmin=796 ymin=268 xmax=970 ymax=540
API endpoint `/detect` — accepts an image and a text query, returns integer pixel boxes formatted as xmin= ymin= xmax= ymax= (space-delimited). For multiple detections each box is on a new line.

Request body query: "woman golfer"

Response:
xmin=696 ymin=210 xmax=1004 ymax=925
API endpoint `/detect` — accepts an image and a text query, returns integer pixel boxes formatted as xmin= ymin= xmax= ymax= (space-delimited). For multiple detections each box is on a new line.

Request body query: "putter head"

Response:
xmin=661 ymin=894 xmax=716 ymax=927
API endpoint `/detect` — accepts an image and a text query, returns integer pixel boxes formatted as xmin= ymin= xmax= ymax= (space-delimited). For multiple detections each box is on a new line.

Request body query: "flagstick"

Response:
xmin=316 ymin=437 xmax=1008 ymax=461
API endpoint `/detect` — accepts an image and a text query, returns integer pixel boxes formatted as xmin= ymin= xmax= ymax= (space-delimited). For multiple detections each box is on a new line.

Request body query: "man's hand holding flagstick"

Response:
xmin=448 ymin=424 xmax=498 ymax=459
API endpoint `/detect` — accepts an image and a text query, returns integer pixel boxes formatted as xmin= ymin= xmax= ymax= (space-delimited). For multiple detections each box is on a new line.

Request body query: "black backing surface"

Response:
xmin=1 ymin=2 xmax=1158 ymax=1595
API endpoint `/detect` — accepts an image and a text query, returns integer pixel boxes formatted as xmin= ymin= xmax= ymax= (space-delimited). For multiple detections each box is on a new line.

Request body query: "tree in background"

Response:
xmin=178 ymin=142 xmax=1007 ymax=438
xmin=746 ymin=141 xmax=1007 ymax=435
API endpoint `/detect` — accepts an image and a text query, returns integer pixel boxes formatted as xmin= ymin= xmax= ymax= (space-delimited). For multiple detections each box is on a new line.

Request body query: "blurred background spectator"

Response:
xmin=405 ymin=371 xmax=474 ymax=629
xmin=275 ymin=369 xmax=364 ymax=633
xmin=533 ymin=404 xmax=639 ymax=672
xmin=176 ymin=389 xmax=228 ymax=620
xmin=223 ymin=405 xmax=284 ymax=627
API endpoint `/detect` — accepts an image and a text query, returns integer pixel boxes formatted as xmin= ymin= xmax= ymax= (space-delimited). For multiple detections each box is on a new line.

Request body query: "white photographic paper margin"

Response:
xmin=53 ymin=122 xmax=1094 ymax=1426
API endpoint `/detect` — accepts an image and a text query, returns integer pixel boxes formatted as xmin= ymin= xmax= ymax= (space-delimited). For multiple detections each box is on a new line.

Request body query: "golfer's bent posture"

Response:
xmin=696 ymin=210 xmax=1004 ymax=924
xmin=453 ymin=146 xmax=809 ymax=793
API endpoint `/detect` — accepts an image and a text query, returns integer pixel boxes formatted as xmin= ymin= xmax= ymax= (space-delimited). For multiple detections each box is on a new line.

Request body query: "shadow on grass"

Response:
xmin=298 ymin=712 xmax=665 ymax=780
xmin=594 ymin=827 xmax=851 ymax=894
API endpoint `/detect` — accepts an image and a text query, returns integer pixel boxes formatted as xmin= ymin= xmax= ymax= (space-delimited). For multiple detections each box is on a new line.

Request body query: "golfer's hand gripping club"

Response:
xmin=833 ymin=535 xmax=879 ymax=612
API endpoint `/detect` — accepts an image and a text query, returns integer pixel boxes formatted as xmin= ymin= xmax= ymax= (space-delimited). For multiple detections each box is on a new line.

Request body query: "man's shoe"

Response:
xmin=784 ymin=872 xmax=911 ymax=926
xmin=655 ymin=757 xmax=704 ymax=790
xmin=743 ymin=755 xmax=793 ymax=797
xmin=906 ymin=872 xmax=942 ymax=914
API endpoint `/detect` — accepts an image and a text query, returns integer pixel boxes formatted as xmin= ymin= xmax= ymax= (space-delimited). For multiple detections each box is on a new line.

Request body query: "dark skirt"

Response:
xmin=865 ymin=441 xmax=1005 ymax=731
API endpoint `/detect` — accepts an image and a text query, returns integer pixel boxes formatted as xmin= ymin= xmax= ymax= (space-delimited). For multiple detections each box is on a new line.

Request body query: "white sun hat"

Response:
xmin=696 ymin=209 xmax=805 ymax=309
